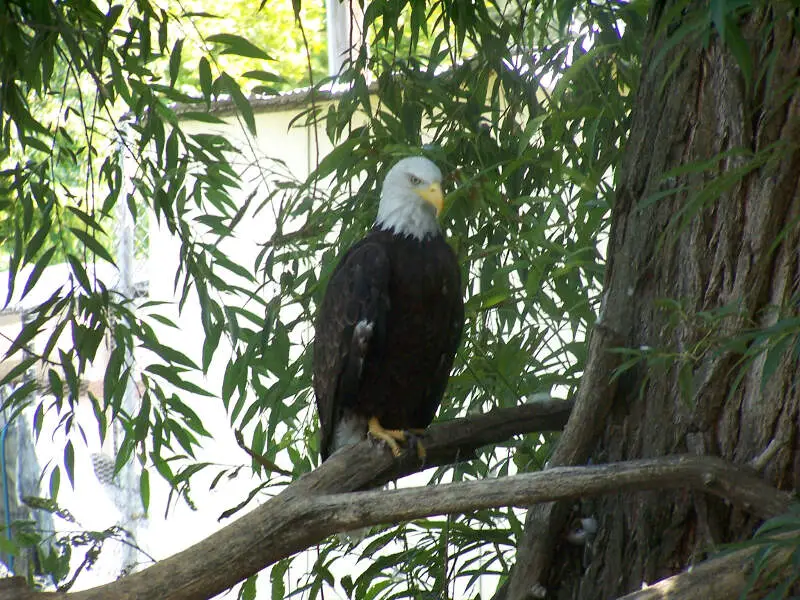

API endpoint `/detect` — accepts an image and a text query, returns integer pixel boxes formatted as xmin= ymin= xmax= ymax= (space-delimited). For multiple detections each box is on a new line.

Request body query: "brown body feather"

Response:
xmin=313 ymin=228 xmax=463 ymax=461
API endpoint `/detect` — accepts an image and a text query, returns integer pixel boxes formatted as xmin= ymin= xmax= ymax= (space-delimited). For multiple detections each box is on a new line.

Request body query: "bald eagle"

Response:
xmin=313 ymin=156 xmax=464 ymax=461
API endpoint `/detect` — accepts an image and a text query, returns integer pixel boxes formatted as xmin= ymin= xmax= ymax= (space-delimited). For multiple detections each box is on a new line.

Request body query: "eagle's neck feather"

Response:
xmin=375 ymin=200 xmax=439 ymax=240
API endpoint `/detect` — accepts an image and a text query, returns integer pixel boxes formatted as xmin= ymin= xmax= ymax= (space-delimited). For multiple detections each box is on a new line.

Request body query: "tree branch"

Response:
xmin=313 ymin=456 xmax=791 ymax=530
xmin=7 ymin=454 xmax=792 ymax=599
xmin=303 ymin=397 xmax=576 ymax=494
xmin=5 ymin=399 xmax=573 ymax=600
xmin=618 ymin=531 xmax=798 ymax=600
xmin=6 ymin=397 xmax=790 ymax=600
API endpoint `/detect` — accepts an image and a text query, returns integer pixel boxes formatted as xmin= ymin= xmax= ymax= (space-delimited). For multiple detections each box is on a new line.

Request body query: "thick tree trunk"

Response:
xmin=532 ymin=3 xmax=800 ymax=598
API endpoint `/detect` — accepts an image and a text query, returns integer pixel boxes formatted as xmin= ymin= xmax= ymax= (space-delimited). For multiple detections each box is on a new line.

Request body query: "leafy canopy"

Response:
xmin=0 ymin=0 xmax=644 ymax=596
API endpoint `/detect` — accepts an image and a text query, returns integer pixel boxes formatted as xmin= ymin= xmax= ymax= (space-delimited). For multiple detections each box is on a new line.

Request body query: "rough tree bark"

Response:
xmin=505 ymin=2 xmax=800 ymax=598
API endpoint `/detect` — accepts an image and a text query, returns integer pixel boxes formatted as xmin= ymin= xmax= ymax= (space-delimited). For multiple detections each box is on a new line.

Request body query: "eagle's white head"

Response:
xmin=375 ymin=156 xmax=444 ymax=240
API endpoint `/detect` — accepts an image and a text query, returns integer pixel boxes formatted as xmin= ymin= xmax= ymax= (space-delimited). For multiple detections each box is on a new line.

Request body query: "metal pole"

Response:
xmin=326 ymin=0 xmax=352 ymax=76
xmin=113 ymin=122 xmax=142 ymax=575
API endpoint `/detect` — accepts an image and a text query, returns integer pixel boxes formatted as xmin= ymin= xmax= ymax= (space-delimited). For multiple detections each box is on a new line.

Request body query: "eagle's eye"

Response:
xmin=408 ymin=175 xmax=422 ymax=186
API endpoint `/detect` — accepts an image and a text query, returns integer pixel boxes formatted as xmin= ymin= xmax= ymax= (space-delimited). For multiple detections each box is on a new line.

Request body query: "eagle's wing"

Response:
xmin=313 ymin=236 xmax=391 ymax=461
xmin=421 ymin=252 xmax=464 ymax=424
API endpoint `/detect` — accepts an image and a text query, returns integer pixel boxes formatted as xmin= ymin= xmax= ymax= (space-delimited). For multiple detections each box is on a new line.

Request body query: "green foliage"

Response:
xmin=173 ymin=0 xmax=327 ymax=91
xmin=244 ymin=0 xmax=644 ymax=596
xmin=0 ymin=0 xmax=299 ymax=587
xmin=0 ymin=0 xmax=645 ymax=593
xmin=11 ymin=0 xmax=780 ymax=597
xmin=1 ymin=496 xmax=154 ymax=591
xmin=611 ymin=293 xmax=800 ymax=410
xmin=711 ymin=503 xmax=800 ymax=600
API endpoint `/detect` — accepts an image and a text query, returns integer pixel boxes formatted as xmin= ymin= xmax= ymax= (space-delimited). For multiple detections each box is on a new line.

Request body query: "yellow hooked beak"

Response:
xmin=415 ymin=181 xmax=444 ymax=215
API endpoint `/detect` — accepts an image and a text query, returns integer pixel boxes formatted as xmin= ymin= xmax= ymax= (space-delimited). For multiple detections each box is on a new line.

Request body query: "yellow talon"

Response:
xmin=368 ymin=417 xmax=406 ymax=457
xmin=407 ymin=428 xmax=427 ymax=462
xmin=414 ymin=439 xmax=427 ymax=462
xmin=367 ymin=418 xmax=427 ymax=461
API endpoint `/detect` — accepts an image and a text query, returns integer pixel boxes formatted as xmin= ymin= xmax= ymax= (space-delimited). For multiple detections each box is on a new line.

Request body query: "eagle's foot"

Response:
xmin=368 ymin=417 xmax=406 ymax=457
xmin=367 ymin=419 xmax=428 ymax=461
xmin=405 ymin=429 xmax=427 ymax=463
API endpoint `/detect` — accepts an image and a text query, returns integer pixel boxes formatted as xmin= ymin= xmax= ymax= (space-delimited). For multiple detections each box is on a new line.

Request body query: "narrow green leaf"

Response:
xmin=212 ymin=251 xmax=255 ymax=282
xmin=50 ymin=467 xmax=60 ymax=499
xmin=0 ymin=534 xmax=19 ymax=558
xmin=64 ymin=441 xmax=75 ymax=488
xmin=134 ymin=391 xmax=151 ymax=442
xmin=42 ymin=316 xmax=69 ymax=367
xmin=165 ymin=418 xmax=198 ymax=457
xmin=67 ymin=255 xmax=93 ymax=292
xmin=65 ymin=206 xmax=106 ymax=232
xmin=22 ymin=221 xmax=51 ymax=264
xmin=240 ymin=575 xmax=257 ymax=600
xmin=178 ymin=111 xmax=225 ymax=124
xmin=107 ymin=53 xmax=132 ymax=104
xmin=59 ymin=349 xmax=80 ymax=403
xmin=69 ymin=227 xmax=115 ymax=264
xmin=5 ymin=221 xmax=23 ymax=308
xmin=145 ymin=364 xmax=215 ymax=397
xmin=20 ymin=135 xmax=51 ymax=154
xmin=114 ymin=436 xmax=135 ymax=475
xmin=169 ymin=38 xmax=184 ymax=87
xmin=150 ymin=83 xmax=198 ymax=105
xmin=165 ymin=394 xmax=211 ymax=437
xmin=761 ymin=335 xmax=791 ymax=391
xmin=207 ymin=33 xmax=272 ymax=60
xmin=103 ymin=4 xmax=123 ymax=31
xmin=0 ymin=356 xmax=37 ymax=389
xmin=242 ymin=70 xmax=286 ymax=84
xmin=151 ymin=455 xmax=175 ymax=486
xmin=87 ymin=390 xmax=107 ymax=446
xmin=202 ymin=322 xmax=222 ymax=373
xmin=218 ymin=73 xmax=256 ymax=134
xmin=140 ymin=469 xmax=150 ymax=514
xmin=139 ymin=336 xmax=198 ymax=369
xmin=723 ymin=17 xmax=753 ymax=89
xmin=33 ymin=402 xmax=45 ymax=439
xmin=0 ymin=380 xmax=37 ymax=413
xmin=221 ymin=358 xmax=240 ymax=408
xmin=199 ymin=57 xmax=212 ymax=103
xmin=72 ymin=321 xmax=104 ymax=363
